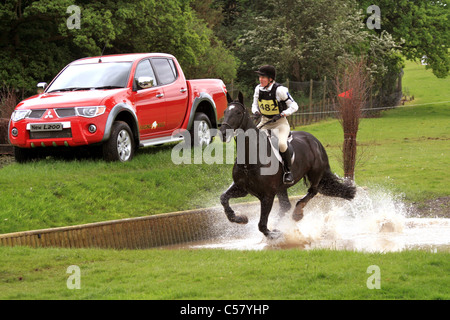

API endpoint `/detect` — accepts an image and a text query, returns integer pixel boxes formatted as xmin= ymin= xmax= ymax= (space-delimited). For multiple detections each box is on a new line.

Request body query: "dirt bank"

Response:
xmin=0 ymin=155 xmax=13 ymax=169
xmin=411 ymin=196 xmax=450 ymax=219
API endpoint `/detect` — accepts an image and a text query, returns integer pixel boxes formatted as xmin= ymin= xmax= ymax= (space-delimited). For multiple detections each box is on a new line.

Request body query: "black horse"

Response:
xmin=219 ymin=92 xmax=356 ymax=239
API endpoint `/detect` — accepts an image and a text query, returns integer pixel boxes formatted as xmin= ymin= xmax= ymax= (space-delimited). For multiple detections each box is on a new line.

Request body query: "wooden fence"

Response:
xmin=227 ymin=72 xmax=404 ymax=129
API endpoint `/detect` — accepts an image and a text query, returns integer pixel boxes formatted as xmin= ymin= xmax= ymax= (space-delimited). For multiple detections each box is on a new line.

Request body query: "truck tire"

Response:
xmin=189 ymin=112 xmax=213 ymax=147
xmin=14 ymin=147 xmax=35 ymax=163
xmin=103 ymin=121 xmax=135 ymax=162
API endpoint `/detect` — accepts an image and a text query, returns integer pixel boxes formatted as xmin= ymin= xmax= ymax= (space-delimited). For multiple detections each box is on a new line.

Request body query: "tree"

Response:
xmin=0 ymin=0 xmax=238 ymax=97
xmin=334 ymin=57 xmax=370 ymax=180
xmin=188 ymin=0 xmax=238 ymax=82
xmin=0 ymin=0 xmax=77 ymax=97
xmin=357 ymin=0 xmax=449 ymax=78
xmin=185 ymin=15 xmax=238 ymax=82
xmin=226 ymin=0 xmax=403 ymax=94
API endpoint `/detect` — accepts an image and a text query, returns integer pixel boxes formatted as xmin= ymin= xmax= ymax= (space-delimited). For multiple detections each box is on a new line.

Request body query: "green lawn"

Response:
xmin=0 ymin=145 xmax=235 ymax=233
xmin=401 ymin=60 xmax=450 ymax=105
xmin=0 ymin=246 xmax=448 ymax=300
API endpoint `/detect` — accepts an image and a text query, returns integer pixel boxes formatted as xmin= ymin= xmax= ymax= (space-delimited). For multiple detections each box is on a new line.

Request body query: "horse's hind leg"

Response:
xmin=292 ymin=169 xmax=322 ymax=221
xmin=293 ymin=186 xmax=318 ymax=221
xmin=220 ymin=183 xmax=249 ymax=224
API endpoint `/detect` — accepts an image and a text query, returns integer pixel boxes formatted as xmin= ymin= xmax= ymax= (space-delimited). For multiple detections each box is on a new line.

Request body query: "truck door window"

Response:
xmin=168 ymin=59 xmax=178 ymax=78
xmin=135 ymin=60 xmax=157 ymax=88
xmin=152 ymin=58 xmax=177 ymax=85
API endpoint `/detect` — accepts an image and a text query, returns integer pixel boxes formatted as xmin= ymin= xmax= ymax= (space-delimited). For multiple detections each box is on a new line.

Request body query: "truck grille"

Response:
xmin=29 ymin=129 xmax=72 ymax=139
xmin=28 ymin=110 xmax=46 ymax=119
xmin=55 ymin=108 xmax=76 ymax=118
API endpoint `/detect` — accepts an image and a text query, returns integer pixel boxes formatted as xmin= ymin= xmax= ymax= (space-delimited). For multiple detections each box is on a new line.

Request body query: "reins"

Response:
xmin=222 ymin=101 xmax=279 ymax=131
xmin=257 ymin=117 xmax=278 ymax=129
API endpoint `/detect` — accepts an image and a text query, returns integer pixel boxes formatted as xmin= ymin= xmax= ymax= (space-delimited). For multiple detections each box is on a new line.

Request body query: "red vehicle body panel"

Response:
xmin=9 ymin=53 xmax=227 ymax=152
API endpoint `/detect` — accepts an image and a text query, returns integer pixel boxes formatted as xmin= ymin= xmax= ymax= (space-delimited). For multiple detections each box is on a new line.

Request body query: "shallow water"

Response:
xmin=174 ymin=187 xmax=450 ymax=253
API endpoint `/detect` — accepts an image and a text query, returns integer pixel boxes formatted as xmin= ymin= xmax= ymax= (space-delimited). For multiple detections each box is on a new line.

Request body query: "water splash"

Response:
xmin=281 ymin=187 xmax=409 ymax=252
xmin=190 ymin=187 xmax=450 ymax=252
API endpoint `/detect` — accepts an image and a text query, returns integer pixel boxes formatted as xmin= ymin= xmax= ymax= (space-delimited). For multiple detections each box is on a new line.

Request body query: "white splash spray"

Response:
xmin=191 ymin=187 xmax=450 ymax=252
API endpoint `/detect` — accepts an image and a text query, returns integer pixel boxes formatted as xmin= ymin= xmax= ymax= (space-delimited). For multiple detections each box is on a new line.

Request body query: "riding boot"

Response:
xmin=280 ymin=149 xmax=294 ymax=185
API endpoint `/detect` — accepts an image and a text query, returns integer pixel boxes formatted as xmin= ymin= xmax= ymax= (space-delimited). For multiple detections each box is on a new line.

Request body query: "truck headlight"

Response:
xmin=75 ymin=106 xmax=106 ymax=118
xmin=11 ymin=110 xmax=31 ymax=122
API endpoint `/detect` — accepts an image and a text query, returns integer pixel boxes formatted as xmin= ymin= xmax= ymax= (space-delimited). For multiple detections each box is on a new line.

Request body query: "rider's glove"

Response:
xmin=272 ymin=114 xmax=282 ymax=121
xmin=253 ymin=111 xmax=262 ymax=121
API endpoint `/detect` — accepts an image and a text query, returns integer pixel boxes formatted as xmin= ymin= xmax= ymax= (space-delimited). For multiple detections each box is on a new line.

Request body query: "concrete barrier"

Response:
xmin=0 ymin=208 xmax=221 ymax=249
xmin=0 ymin=200 xmax=273 ymax=249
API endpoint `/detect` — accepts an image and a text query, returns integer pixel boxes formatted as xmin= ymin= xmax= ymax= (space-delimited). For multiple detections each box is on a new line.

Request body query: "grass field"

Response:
xmin=0 ymin=59 xmax=449 ymax=300
xmin=0 ymin=246 xmax=448 ymax=300
xmin=0 ymin=146 xmax=233 ymax=233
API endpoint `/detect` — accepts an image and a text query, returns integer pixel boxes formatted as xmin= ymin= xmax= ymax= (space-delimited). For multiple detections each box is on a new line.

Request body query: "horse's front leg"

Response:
xmin=220 ymin=183 xmax=249 ymax=224
xmin=258 ymin=195 xmax=281 ymax=239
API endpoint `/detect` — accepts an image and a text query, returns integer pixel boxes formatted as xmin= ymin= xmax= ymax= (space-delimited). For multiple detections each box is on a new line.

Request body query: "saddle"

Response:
xmin=264 ymin=130 xmax=295 ymax=165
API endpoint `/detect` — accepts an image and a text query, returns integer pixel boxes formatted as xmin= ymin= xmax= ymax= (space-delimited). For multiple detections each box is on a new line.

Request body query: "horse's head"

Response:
xmin=220 ymin=92 xmax=249 ymax=143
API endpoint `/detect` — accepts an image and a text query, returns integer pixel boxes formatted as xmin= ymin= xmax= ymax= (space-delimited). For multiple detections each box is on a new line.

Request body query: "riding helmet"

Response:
xmin=255 ymin=65 xmax=276 ymax=80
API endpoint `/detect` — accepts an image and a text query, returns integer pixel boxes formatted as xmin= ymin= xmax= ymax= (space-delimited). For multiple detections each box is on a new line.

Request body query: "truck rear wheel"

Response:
xmin=103 ymin=121 xmax=135 ymax=162
xmin=189 ymin=112 xmax=213 ymax=147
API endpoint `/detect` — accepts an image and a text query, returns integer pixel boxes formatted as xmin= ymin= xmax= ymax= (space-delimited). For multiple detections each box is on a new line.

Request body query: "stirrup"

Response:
xmin=283 ymin=171 xmax=294 ymax=184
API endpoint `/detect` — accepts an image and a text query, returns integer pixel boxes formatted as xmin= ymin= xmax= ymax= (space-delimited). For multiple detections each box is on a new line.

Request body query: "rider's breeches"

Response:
xmin=258 ymin=116 xmax=290 ymax=153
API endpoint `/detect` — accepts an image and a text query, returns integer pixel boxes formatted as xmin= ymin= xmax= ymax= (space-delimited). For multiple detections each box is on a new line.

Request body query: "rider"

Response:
xmin=252 ymin=65 xmax=299 ymax=185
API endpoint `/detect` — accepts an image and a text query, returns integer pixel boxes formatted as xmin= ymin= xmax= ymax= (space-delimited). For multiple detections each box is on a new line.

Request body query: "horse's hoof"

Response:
xmin=267 ymin=229 xmax=283 ymax=240
xmin=234 ymin=215 xmax=248 ymax=224
xmin=292 ymin=211 xmax=303 ymax=222
xmin=292 ymin=205 xmax=304 ymax=221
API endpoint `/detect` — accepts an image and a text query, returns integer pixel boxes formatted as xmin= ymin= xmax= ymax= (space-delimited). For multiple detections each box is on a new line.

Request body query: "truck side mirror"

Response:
xmin=137 ymin=76 xmax=154 ymax=89
xmin=37 ymin=82 xmax=48 ymax=94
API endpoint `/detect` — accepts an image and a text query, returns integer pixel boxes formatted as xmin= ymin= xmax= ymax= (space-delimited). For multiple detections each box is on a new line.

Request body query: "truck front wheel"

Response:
xmin=14 ymin=147 xmax=38 ymax=163
xmin=190 ymin=112 xmax=213 ymax=147
xmin=103 ymin=121 xmax=135 ymax=162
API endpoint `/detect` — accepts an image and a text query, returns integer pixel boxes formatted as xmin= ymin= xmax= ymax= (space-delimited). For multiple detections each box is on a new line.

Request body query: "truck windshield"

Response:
xmin=47 ymin=62 xmax=132 ymax=92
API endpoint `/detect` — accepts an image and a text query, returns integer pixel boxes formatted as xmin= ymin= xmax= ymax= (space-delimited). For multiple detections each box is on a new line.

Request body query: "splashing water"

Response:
xmin=189 ymin=187 xmax=450 ymax=252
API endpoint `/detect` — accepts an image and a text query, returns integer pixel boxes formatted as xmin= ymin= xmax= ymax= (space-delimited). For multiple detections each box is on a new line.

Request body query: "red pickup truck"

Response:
xmin=8 ymin=53 xmax=228 ymax=162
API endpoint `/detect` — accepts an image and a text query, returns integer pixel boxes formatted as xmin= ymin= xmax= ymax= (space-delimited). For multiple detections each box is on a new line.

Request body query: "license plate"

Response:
xmin=29 ymin=123 xmax=63 ymax=132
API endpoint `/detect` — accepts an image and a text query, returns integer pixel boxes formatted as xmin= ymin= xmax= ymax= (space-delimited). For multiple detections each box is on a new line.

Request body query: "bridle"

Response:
xmin=221 ymin=101 xmax=248 ymax=131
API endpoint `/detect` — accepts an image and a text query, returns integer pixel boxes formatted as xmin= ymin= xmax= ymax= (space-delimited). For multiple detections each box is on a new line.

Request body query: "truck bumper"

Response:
xmin=9 ymin=115 xmax=108 ymax=149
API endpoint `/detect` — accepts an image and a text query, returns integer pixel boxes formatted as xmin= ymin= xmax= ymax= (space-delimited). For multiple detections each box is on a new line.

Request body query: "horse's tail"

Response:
xmin=318 ymin=168 xmax=356 ymax=200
